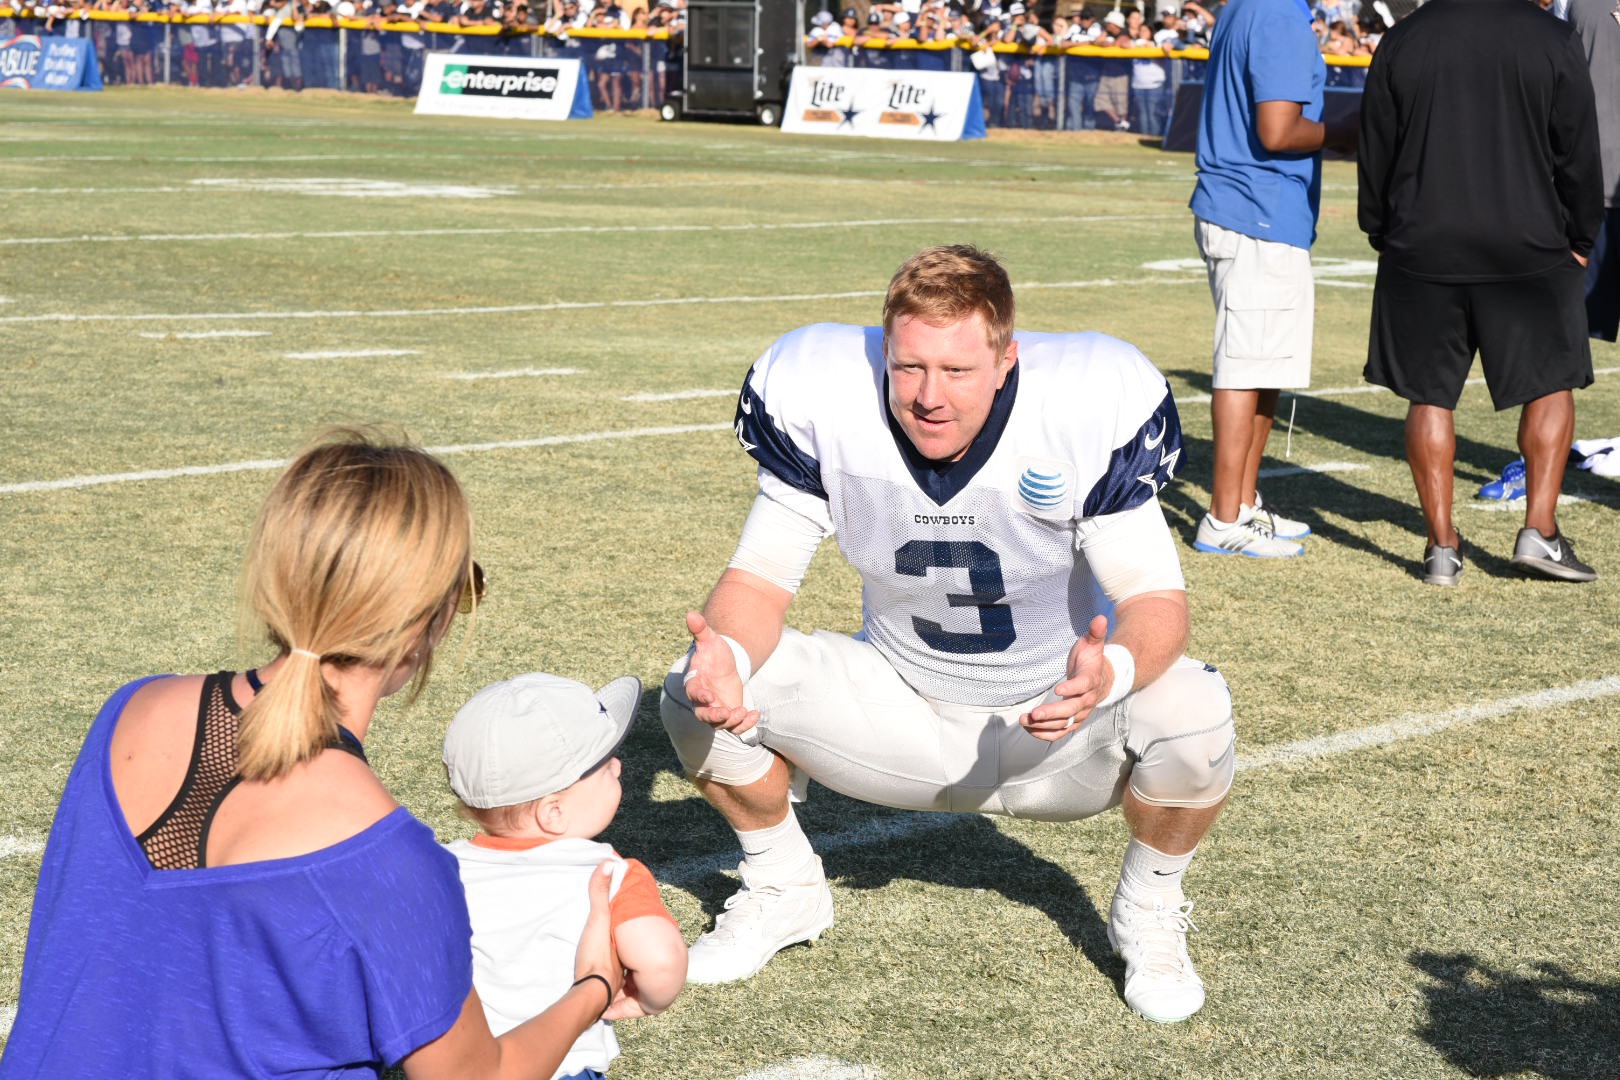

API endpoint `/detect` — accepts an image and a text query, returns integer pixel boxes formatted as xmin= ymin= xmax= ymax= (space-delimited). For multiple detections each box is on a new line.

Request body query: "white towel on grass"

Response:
xmin=1572 ymin=438 xmax=1620 ymax=477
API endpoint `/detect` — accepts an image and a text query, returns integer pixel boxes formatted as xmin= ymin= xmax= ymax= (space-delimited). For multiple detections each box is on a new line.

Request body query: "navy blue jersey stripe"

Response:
xmin=735 ymin=372 xmax=827 ymax=500
xmin=1081 ymin=386 xmax=1184 ymax=517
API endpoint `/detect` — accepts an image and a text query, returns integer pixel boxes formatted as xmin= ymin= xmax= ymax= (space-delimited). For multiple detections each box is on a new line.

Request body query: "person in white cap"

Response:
xmin=445 ymin=673 xmax=688 ymax=1078
xmin=1093 ymin=9 xmax=1132 ymax=129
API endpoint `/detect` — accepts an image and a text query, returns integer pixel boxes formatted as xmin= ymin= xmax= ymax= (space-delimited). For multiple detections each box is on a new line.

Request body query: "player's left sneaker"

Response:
xmin=1107 ymin=892 xmax=1205 ymax=1024
xmin=1248 ymin=490 xmax=1311 ymax=540
xmin=685 ymin=859 xmax=835 ymax=984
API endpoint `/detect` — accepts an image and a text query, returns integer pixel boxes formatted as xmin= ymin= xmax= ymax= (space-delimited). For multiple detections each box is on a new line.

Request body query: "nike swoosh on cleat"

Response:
xmin=1526 ymin=536 xmax=1562 ymax=560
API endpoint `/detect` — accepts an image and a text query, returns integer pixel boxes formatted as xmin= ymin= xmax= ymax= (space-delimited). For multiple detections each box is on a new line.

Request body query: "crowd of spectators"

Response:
xmin=0 ymin=0 xmax=684 ymax=106
xmin=806 ymin=0 xmax=1392 ymax=131
xmin=0 ymin=0 xmax=1404 ymax=125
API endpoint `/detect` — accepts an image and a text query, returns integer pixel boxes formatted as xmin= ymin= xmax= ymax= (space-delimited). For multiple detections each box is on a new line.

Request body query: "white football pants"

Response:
xmin=661 ymin=628 xmax=1234 ymax=822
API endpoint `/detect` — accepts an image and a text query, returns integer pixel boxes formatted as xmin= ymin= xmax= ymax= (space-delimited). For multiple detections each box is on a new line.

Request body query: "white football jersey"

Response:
xmin=735 ymin=323 xmax=1185 ymax=707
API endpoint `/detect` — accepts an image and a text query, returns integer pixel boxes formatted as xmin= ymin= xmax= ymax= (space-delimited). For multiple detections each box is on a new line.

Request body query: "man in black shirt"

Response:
xmin=1358 ymin=0 xmax=1603 ymax=584
xmin=1564 ymin=0 xmax=1619 ymax=343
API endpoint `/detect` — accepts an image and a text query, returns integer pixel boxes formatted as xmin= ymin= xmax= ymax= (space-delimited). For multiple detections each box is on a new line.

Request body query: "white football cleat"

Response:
xmin=1107 ymin=892 xmax=1206 ymax=1024
xmin=686 ymin=859 xmax=835 ymax=984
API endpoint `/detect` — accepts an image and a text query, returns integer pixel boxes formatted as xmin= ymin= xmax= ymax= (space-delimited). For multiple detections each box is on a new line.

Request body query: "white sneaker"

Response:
xmin=686 ymin=859 xmax=835 ymax=984
xmin=1194 ymin=511 xmax=1305 ymax=558
xmin=1107 ymin=892 xmax=1206 ymax=1024
xmin=1248 ymin=490 xmax=1311 ymax=540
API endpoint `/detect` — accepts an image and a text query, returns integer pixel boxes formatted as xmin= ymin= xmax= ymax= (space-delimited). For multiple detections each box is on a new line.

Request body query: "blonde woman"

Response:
xmin=1 ymin=429 xmax=622 ymax=1080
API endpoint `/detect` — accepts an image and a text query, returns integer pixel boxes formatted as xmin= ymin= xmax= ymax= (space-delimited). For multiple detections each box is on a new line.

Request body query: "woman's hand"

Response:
xmin=574 ymin=861 xmax=625 ymax=1006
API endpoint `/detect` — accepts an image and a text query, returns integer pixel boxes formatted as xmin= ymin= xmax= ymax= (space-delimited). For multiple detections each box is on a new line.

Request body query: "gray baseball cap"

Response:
xmin=444 ymin=672 xmax=641 ymax=809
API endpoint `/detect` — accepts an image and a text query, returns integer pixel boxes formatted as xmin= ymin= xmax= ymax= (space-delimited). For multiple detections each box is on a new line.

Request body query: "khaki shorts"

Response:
xmin=1195 ymin=217 xmax=1314 ymax=390
xmin=1094 ymin=74 xmax=1129 ymax=118
xmin=661 ymin=628 xmax=1234 ymax=821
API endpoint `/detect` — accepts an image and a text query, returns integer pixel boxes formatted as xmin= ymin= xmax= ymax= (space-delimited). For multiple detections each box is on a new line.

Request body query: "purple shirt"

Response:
xmin=1 ymin=676 xmax=473 ymax=1078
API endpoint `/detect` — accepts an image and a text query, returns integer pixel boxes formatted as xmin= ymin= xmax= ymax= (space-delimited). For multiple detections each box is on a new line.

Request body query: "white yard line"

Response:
xmin=1236 ymin=676 xmax=1620 ymax=771
xmin=1468 ymin=492 xmax=1620 ymax=511
xmin=0 ymin=838 xmax=44 ymax=858
xmin=0 ymin=424 xmax=732 ymax=495
xmin=0 ymin=278 xmax=1175 ymax=326
xmin=2 ymin=186 xmax=190 ymax=195
xmin=0 ymin=1007 xmax=14 ymax=1041
xmin=1180 ymin=366 xmax=1620 ymax=407
xmin=283 ymin=348 xmax=420 ymax=360
xmin=445 ymin=367 xmax=582 ymax=380
xmin=624 ymin=389 xmax=735 ymax=403
xmin=138 ymin=330 xmax=271 ymax=340
xmin=1256 ymin=461 xmax=1369 ymax=479
xmin=0 ymin=179 xmax=773 ymax=197
xmin=734 ymin=1058 xmax=882 ymax=1080
xmin=6 ymin=363 xmax=1613 ymax=495
xmin=0 ymin=214 xmax=1182 ymax=247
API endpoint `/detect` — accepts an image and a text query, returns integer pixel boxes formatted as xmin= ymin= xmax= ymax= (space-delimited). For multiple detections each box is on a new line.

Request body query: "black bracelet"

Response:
xmin=572 ymin=973 xmax=612 ymax=1022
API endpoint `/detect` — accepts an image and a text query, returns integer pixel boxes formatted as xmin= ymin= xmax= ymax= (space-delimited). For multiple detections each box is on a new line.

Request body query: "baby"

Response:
xmin=444 ymin=673 xmax=687 ymax=1080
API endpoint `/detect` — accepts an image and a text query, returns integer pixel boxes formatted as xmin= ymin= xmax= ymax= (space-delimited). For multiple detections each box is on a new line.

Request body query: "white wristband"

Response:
xmin=719 ymin=634 xmax=753 ymax=685
xmin=1097 ymin=643 xmax=1136 ymax=708
xmin=681 ymin=634 xmax=754 ymax=686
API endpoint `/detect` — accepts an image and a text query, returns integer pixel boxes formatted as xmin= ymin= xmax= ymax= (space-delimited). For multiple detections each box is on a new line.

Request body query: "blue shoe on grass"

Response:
xmin=1478 ymin=459 xmax=1525 ymax=500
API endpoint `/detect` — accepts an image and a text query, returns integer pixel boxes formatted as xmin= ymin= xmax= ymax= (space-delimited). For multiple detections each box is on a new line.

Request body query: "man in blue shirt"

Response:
xmin=1188 ymin=0 xmax=1324 ymax=558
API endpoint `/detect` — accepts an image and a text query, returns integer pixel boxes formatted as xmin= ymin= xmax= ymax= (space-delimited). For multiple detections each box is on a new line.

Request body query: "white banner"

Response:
xmin=781 ymin=66 xmax=985 ymax=141
xmin=415 ymin=53 xmax=592 ymax=121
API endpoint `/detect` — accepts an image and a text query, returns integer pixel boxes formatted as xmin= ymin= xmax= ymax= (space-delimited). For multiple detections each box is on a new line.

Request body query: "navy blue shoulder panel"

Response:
xmin=1081 ymin=386 xmax=1184 ymax=518
xmin=735 ymin=370 xmax=827 ymax=500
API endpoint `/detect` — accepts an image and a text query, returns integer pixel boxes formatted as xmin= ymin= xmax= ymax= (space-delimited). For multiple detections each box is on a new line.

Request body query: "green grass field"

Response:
xmin=2 ymin=87 xmax=1618 ymax=1079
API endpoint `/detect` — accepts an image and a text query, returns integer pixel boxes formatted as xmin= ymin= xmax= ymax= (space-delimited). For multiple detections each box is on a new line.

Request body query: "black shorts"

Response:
xmin=1364 ymin=258 xmax=1593 ymax=410
xmin=1587 ymin=206 xmax=1620 ymax=343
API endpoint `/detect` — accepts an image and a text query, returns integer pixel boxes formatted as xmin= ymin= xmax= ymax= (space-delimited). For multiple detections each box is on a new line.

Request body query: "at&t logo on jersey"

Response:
xmin=1015 ymin=458 xmax=1073 ymax=519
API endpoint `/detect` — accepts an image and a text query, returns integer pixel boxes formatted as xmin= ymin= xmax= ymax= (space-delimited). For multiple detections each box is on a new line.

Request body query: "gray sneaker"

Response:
xmin=1509 ymin=528 xmax=1597 ymax=582
xmin=1422 ymin=534 xmax=1465 ymax=586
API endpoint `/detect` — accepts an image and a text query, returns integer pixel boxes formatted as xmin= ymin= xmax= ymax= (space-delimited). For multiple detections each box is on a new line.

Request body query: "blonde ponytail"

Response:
xmin=236 ymin=428 xmax=473 ymax=782
xmin=237 ymin=648 xmax=344 ymax=781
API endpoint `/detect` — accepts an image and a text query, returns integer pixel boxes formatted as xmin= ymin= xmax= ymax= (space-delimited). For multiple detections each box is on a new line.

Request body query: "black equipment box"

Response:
xmin=661 ymin=0 xmax=804 ymax=126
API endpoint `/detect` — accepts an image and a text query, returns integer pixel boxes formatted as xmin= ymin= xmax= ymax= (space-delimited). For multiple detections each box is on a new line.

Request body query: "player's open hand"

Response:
xmin=683 ymin=610 xmax=761 ymax=735
xmin=1019 ymin=615 xmax=1111 ymax=742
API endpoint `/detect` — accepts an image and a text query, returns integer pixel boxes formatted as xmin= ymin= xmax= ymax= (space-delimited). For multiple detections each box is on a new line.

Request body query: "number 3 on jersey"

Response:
xmin=894 ymin=540 xmax=1016 ymax=654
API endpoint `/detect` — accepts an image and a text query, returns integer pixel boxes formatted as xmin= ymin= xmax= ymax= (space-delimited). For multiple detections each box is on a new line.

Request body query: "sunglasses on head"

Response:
xmin=458 ymin=560 xmax=487 ymax=615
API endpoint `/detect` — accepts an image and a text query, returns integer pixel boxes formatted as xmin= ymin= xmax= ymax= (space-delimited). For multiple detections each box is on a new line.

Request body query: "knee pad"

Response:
xmin=658 ymin=659 xmax=776 ymax=787
xmin=1124 ymin=661 xmax=1235 ymax=809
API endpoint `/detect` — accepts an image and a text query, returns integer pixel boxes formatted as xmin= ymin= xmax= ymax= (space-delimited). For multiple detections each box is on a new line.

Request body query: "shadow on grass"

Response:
xmin=1412 ymin=951 xmax=1620 ymax=1079
xmin=608 ymin=688 xmax=1121 ymax=992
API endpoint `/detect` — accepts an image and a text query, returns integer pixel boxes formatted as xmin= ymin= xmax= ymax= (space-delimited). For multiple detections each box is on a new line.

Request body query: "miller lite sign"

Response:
xmin=782 ymin=67 xmax=986 ymax=141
